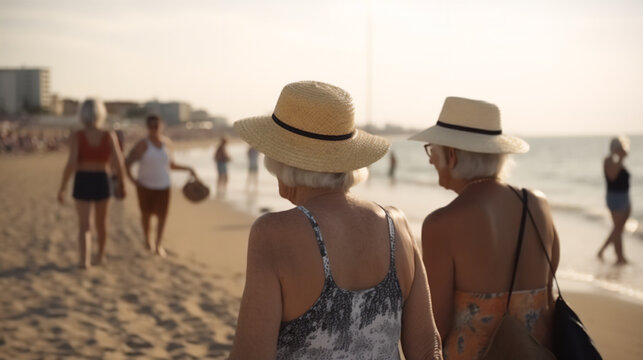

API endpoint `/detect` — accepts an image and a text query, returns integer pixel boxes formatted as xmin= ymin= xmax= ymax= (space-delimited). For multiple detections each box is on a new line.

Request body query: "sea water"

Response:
xmin=172 ymin=135 xmax=643 ymax=300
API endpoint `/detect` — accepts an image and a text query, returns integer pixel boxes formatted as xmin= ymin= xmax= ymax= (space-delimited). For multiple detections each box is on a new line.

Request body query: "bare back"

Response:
xmin=438 ymin=184 xmax=557 ymax=293
xmin=271 ymin=196 xmax=415 ymax=320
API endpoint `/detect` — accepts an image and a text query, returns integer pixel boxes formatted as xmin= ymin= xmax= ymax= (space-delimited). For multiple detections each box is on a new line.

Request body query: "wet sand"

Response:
xmin=1 ymin=149 xmax=642 ymax=359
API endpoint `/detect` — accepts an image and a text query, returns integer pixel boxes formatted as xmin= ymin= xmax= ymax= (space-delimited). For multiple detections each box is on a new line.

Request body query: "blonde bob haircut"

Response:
xmin=79 ymin=98 xmax=107 ymax=127
xmin=264 ymin=157 xmax=369 ymax=192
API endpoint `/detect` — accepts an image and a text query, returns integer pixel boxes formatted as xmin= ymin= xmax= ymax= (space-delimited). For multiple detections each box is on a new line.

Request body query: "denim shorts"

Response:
xmin=606 ymin=191 xmax=630 ymax=212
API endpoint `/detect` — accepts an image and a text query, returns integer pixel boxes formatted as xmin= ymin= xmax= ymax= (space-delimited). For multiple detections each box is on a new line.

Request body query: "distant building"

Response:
xmin=49 ymin=93 xmax=64 ymax=115
xmin=105 ymin=101 xmax=139 ymax=118
xmin=62 ymin=99 xmax=79 ymax=116
xmin=0 ymin=68 xmax=51 ymax=114
xmin=190 ymin=109 xmax=209 ymax=122
xmin=144 ymin=100 xmax=192 ymax=125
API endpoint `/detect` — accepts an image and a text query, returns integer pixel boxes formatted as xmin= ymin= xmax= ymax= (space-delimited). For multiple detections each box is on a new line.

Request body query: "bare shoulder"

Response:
xmin=382 ymin=205 xmax=408 ymax=228
xmin=422 ymin=203 xmax=459 ymax=230
xmin=524 ymin=187 xmax=552 ymax=210
xmin=382 ymin=205 xmax=415 ymax=245
xmin=421 ymin=205 xmax=458 ymax=247
xmin=250 ymin=208 xmax=307 ymax=243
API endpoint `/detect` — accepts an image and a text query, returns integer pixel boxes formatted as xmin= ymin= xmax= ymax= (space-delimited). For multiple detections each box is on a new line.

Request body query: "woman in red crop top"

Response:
xmin=57 ymin=98 xmax=127 ymax=269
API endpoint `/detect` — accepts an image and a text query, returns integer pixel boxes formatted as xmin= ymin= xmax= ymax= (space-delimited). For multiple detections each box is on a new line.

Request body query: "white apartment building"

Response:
xmin=0 ymin=68 xmax=51 ymax=114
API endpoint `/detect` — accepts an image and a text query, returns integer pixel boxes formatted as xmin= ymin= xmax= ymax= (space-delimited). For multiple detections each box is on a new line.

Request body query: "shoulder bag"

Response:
xmin=509 ymin=187 xmax=602 ymax=360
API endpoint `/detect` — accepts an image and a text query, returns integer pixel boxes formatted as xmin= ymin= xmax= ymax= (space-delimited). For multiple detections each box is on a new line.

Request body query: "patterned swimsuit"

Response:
xmin=276 ymin=206 xmax=404 ymax=360
xmin=444 ymin=288 xmax=551 ymax=360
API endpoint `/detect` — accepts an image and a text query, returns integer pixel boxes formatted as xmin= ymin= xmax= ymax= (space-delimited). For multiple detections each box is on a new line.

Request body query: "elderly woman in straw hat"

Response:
xmin=409 ymin=97 xmax=560 ymax=359
xmin=229 ymin=81 xmax=442 ymax=359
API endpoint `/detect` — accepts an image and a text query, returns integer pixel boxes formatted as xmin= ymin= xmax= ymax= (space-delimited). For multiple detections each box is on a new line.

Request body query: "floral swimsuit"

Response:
xmin=444 ymin=288 xmax=552 ymax=360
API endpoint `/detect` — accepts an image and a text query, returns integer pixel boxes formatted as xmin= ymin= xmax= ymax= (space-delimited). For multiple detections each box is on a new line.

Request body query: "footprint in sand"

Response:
xmin=168 ymin=302 xmax=187 ymax=313
xmin=157 ymin=318 xmax=178 ymax=331
xmin=121 ymin=293 xmax=139 ymax=304
xmin=165 ymin=341 xmax=184 ymax=352
xmin=50 ymin=326 xmax=64 ymax=335
xmin=125 ymin=334 xmax=153 ymax=349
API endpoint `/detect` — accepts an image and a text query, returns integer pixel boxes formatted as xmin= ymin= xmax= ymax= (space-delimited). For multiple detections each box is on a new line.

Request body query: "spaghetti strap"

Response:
xmin=377 ymin=205 xmax=397 ymax=272
xmin=296 ymin=206 xmax=331 ymax=279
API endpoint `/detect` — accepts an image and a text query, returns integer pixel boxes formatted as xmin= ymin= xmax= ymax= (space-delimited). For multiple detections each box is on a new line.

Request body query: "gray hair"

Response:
xmin=79 ymin=98 xmax=107 ymax=127
xmin=435 ymin=145 xmax=511 ymax=180
xmin=264 ymin=157 xmax=368 ymax=191
xmin=610 ymin=136 xmax=630 ymax=154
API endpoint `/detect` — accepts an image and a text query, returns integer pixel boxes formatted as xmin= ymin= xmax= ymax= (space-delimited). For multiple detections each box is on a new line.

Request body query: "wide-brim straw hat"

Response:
xmin=409 ymin=97 xmax=529 ymax=154
xmin=234 ymin=81 xmax=390 ymax=173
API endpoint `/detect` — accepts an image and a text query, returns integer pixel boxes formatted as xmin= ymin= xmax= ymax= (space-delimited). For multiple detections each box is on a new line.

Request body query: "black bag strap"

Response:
xmin=508 ymin=186 xmax=562 ymax=299
xmin=506 ymin=188 xmax=530 ymax=312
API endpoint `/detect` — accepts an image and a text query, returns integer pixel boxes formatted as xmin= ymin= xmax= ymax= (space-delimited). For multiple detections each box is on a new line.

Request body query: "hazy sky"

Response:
xmin=1 ymin=0 xmax=642 ymax=135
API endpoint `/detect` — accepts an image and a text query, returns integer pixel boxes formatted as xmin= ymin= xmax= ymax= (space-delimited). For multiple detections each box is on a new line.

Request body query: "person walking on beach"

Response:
xmin=214 ymin=136 xmax=230 ymax=198
xmin=246 ymin=146 xmax=259 ymax=192
xmin=409 ymin=97 xmax=559 ymax=359
xmin=389 ymin=150 xmax=398 ymax=185
xmin=598 ymin=136 xmax=631 ymax=265
xmin=57 ymin=98 xmax=127 ymax=268
xmin=125 ymin=114 xmax=197 ymax=257
xmin=230 ymin=81 xmax=442 ymax=359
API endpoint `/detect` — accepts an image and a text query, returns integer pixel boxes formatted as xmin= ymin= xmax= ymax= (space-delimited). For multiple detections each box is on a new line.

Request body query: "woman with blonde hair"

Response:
xmin=229 ymin=81 xmax=442 ymax=359
xmin=598 ymin=136 xmax=631 ymax=264
xmin=57 ymin=98 xmax=127 ymax=268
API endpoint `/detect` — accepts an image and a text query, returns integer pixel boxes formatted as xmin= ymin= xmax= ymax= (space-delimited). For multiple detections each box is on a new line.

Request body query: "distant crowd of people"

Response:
xmin=0 ymin=127 xmax=69 ymax=154
xmin=54 ymin=81 xmax=628 ymax=359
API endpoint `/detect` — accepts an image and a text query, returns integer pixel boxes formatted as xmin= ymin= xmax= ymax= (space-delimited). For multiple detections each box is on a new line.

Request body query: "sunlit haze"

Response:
xmin=1 ymin=0 xmax=642 ymax=135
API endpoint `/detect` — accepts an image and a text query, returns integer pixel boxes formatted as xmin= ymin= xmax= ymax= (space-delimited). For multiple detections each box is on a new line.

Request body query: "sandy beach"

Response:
xmin=1 ymin=147 xmax=642 ymax=359
xmin=0 ymin=150 xmax=251 ymax=359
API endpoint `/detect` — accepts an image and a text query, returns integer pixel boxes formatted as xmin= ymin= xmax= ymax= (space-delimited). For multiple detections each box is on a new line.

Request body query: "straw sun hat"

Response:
xmin=233 ymin=81 xmax=390 ymax=173
xmin=409 ymin=97 xmax=529 ymax=154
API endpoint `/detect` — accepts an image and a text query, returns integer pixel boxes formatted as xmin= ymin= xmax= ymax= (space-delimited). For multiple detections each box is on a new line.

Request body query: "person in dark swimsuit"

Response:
xmin=57 ymin=98 xmax=127 ymax=268
xmin=229 ymin=81 xmax=442 ymax=359
xmin=598 ymin=136 xmax=631 ymax=265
